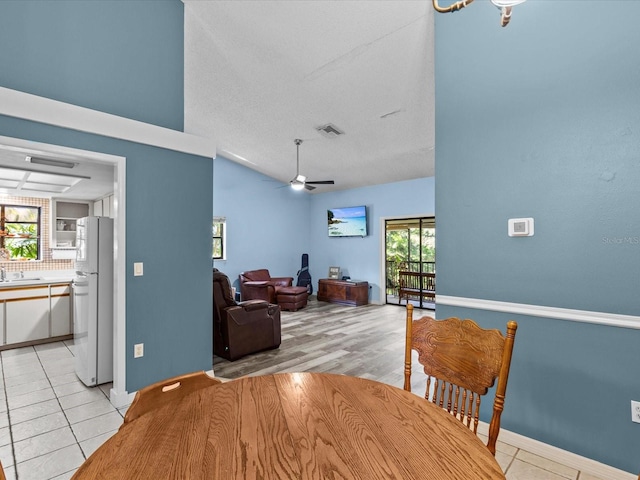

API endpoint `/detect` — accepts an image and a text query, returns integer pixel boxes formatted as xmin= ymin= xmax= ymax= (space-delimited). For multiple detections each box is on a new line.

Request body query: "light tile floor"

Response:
xmin=0 ymin=339 xmax=617 ymax=479
xmin=0 ymin=340 xmax=127 ymax=480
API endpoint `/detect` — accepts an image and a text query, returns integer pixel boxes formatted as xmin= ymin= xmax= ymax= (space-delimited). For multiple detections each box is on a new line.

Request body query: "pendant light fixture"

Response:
xmin=432 ymin=0 xmax=526 ymax=27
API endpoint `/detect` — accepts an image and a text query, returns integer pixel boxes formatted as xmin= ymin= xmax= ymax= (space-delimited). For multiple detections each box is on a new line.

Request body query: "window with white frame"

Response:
xmin=213 ymin=217 xmax=226 ymax=260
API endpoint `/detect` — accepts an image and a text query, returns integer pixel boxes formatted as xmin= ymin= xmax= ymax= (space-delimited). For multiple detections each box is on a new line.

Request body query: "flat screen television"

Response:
xmin=328 ymin=205 xmax=367 ymax=237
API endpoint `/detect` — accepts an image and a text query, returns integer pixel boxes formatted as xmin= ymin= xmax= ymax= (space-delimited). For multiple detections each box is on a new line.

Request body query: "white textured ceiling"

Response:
xmin=183 ymin=0 xmax=435 ymax=192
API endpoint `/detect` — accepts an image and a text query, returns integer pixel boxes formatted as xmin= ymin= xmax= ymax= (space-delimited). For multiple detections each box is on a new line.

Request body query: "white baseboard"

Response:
xmin=476 ymin=422 xmax=637 ymax=479
xmin=109 ymin=387 xmax=135 ymax=409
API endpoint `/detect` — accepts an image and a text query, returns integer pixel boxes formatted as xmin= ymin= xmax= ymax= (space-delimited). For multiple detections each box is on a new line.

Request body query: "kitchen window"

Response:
xmin=0 ymin=204 xmax=41 ymax=261
xmin=213 ymin=217 xmax=226 ymax=260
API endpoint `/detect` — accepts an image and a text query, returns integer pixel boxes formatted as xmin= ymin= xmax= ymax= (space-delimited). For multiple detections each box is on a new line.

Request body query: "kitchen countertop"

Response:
xmin=0 ymin=275 xmax=75 ymax=289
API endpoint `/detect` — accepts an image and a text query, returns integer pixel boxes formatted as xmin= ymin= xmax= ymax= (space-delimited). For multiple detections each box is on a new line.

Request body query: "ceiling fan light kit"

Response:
xmin=432 ymin=0 xmax=526 ymax=27
xmin=289 ymin=139 xmax=335 ymax=191
xmin=290 ymin=174 xmax=306 ymax=190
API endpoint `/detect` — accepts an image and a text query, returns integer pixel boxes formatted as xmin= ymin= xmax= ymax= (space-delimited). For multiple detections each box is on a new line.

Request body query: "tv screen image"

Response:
xmin=328 ymin=206 xmax=367 ymax=237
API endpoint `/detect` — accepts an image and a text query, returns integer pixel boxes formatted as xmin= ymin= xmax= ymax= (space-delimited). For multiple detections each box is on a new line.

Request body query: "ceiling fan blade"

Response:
xmin=289 ymin=140 xmax=333 ymax=191
xmin=306 ymin=180 xmax=335 ymax=185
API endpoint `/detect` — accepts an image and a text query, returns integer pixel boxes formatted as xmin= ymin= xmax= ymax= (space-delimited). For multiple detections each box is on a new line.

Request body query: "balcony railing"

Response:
xmin=385 ymin=260 xmax=435 ymax=296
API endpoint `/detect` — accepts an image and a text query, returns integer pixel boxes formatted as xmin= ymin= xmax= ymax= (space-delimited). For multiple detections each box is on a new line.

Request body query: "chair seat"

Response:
xmin=277 ymin=286 xmax=308 ymax=295
xmin=239 ymin=269 xmax=294 ymax=304
xmin=214 ymin=268 xmax=282 ymax=361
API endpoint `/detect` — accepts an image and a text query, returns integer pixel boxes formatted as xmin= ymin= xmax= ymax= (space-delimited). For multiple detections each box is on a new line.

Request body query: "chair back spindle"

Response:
xmin=404 ymin=304 xmax=517 ymax=455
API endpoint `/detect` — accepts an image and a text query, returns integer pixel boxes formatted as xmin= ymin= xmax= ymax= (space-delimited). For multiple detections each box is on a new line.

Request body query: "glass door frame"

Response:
xmin=384 ymin=216 xmax=435 ymax=309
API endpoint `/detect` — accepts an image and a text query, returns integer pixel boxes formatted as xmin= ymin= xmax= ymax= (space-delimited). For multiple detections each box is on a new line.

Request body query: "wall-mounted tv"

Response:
xmin=328 ymin=205 xmax=367 ymax=237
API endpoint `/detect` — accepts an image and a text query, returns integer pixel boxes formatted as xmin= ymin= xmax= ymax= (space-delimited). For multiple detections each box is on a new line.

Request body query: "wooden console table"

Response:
xmin=317 ymin=278 xmax=368 ymax=306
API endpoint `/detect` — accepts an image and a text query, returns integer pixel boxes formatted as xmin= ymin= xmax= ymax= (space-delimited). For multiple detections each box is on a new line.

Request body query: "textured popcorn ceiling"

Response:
xmin=183 ymin=0 xmax=435 ymax=192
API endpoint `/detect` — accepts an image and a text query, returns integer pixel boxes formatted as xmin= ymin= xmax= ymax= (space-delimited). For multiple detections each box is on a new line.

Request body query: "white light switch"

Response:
xmin=508 ymin=218 xmax=534 ymax=237
xmin=134 ymin=262 xmax=144 ymax=276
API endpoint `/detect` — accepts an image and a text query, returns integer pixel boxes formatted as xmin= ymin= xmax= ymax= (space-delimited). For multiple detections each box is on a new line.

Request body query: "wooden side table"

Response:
xmin=317 ymin=278 xmax=368 ymax=306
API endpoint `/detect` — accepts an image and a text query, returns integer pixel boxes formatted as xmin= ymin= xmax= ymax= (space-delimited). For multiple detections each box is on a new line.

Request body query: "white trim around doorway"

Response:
xmin=0 ymin=87 xmax=216 ymax=158
xmin=0 ymin=86 xmax=216 ymax=407
xmin=379 ymin=213 xmax=435 ymax=307
xmin=0 ymin=134 xmax=128 ymax=405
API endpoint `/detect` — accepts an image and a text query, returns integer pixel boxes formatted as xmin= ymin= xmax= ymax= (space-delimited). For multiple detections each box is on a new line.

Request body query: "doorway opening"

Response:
xmin=385 ymin=217 xmax=435 ymax=309
xmin=0 ymin=135 xmax=126 ymax=404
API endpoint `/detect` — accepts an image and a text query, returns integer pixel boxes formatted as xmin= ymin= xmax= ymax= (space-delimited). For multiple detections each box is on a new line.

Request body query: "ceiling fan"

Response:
xmin=289 ymin=139 xmax=335 ymax=191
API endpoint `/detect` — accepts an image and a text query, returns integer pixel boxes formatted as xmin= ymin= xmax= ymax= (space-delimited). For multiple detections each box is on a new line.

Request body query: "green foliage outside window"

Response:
xmin=386 ymin=228 xmax=435 ymax=266
xmin=385 ymin=219 xmax=435 ymax=295
xmin=1 ymin=205 xmax=40 ymax=261
xmin=213 ymin=219 xmax=225 ymax=260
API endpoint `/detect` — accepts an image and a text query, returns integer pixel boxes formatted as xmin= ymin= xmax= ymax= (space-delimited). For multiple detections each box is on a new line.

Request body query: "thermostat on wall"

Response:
xmin=508 ymin=218 xmax=534 ymax=237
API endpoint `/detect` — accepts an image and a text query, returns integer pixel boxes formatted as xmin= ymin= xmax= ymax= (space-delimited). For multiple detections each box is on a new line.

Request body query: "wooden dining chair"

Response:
xmin=123 ymin=371 xmax=222 ymax=425
xmin=0 ymin=460 xmax=6 ymax=480
xmin=403 ymin=304 xmax=518 ymax=455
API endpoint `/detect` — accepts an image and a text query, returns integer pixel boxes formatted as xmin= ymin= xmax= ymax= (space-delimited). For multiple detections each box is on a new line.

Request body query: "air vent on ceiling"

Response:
xmin=316 ymin=124 xmax=344 ymax=139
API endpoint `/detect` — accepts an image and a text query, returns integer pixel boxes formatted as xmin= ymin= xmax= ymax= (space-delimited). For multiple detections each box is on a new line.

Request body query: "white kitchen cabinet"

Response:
xmin=0 ymin=282 xmax=73 ymax=346
xmin=0 ymin=300 xmax=4 ymax=345
xmin=93 ymin=199 xmax=103 ymax=217
xmin=50 ymin=199 xmax=91 ymax=248
xmin=93 ymin=194 xmax=114 ymax=219
xmin=50 ymin=284 xmax=72 ymax=337
xmin=5 ymin=287 xmax=50 ymax=344
xmin=103 ymin=195 xmax=112 ymax=217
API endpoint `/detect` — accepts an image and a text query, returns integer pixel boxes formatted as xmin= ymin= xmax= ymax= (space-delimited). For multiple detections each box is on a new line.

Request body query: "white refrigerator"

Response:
xmin=73 ymin=216 xmax=114 ymax=387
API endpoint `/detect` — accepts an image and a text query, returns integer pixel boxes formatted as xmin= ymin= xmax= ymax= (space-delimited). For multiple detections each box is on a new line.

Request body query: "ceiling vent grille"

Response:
xmin=316 ymin=124 xmax=344 ymax=139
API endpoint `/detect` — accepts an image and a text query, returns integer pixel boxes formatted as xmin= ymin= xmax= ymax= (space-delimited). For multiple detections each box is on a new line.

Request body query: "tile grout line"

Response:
xmin=43 ymin=340 xmax=116 ymax=475
xmin=501 ymin=446 xmax=519 ymax=474
xmin=6 ymin=341 xmax=112 ymax=478
xmin=34 ymin=341 xmax=87 ymax=467
xmin=1 ymin=346 xmax=36 ymax=480
xmin=34 ymin=341 xmax=114 ymax=464
xmin=11 ymin=343 xmax=80 ymax=480
xmin=36 ymin=342 xmax=87 ymax=460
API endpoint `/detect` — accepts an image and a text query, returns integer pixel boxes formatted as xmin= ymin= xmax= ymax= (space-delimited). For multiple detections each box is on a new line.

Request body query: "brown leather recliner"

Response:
xmin=238 ymin=269 xmax=293 ymax=304
xmin=213 ymin=269 xmax=281 ymax=361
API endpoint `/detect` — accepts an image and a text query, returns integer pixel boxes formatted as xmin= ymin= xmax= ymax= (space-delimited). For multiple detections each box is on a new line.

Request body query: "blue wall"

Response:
xmin=1 ymin=1 xmax=212 ymax=393
xmin=0 ymin=0 xmax=184 ymax=130
xmin=435 ymin=1 xmax=640 ymax=472
xmin=213 ymin=155 xmax=435 ymax=304
xmin=212 ymin=156 xmax=311 ymax=289
xmin=310 ymin=178 xmax=435 ymax=302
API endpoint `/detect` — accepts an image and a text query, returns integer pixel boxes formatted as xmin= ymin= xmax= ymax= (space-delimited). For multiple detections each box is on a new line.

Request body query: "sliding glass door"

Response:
xmin=385 ymin=217 xmax=435 ymax=309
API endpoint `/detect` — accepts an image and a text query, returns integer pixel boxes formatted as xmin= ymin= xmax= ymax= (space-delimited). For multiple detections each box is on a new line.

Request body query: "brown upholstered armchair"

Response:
xmin=213 ymin=269 xmax=281 ymax=361
xmin=238 ymin=269 xmax=293 ymax=304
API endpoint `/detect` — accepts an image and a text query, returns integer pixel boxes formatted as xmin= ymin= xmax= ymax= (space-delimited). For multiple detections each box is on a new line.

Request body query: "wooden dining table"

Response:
xmin=72 ymin=372 xmax=505 ymax=479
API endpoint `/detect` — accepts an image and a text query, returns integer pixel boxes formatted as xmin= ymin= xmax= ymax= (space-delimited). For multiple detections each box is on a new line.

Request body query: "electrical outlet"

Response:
xmin=134 ymin=343 xmax=144 ymax=358
xmin=631 ymin=400 xmax=640 ymax=423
